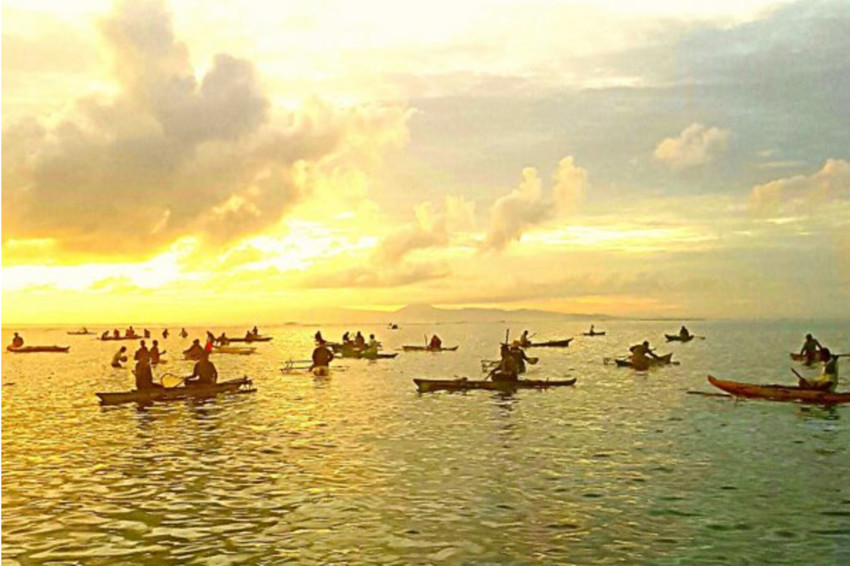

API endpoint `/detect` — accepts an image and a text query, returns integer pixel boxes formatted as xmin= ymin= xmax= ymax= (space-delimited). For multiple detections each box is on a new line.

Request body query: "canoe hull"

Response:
xmin=707 ymin=375 xmax=850 ymax=404
xmin=97 ymin=378 xmax=255 ymax=405
xmin=7 ymin=346 xmax=70 ymax=353
xmin=414 ymin=377 xmax=576 ymax=393
xmin=526 ymin=339 xmax=573 ymax=348
xmin=226 ymin=336 xmax=273 ymax=343
xmin=615 ymin=353 xmax=673 ymax=368
xmin=402 ymin=345 xmax=459 ymax=352
xmin=665 ymin=334 xmax=694 ymax=342
xmin=98 ymin=336 xmax=139 ymax=341
xmin=582 ymin=332 xmax=606 ymax=337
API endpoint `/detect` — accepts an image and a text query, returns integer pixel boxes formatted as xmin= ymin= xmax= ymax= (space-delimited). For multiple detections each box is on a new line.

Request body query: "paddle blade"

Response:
xmin=528 ymin=357 xmax=539 ymax=365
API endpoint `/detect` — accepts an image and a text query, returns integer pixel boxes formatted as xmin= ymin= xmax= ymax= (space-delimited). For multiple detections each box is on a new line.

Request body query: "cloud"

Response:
xmin=483 ymin=157 xmax=588 ymax=251
xmin=1 ymin=0 xmax=409 ymax=262
xmin=750 ymin=158 xmax=850 ymax=212
xmin=299 ymin=261 xmax=450 ymax=289
xmin=654 ymin=123 xmax=730 ymax=168
xmin=375 ymin=196 xmax=476 ymax=262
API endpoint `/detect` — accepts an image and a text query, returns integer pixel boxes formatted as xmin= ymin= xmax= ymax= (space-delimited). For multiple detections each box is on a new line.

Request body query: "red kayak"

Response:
xmin=707 ymin=375 xmax=850 ymax=404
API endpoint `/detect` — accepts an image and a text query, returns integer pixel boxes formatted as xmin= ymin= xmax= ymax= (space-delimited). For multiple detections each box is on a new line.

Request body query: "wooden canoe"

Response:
xmin=226 ymin=336 xmax=273 ymax=343
xmin=790 ymin=352 xmax=825 ymax=364
xmin=615 ymin=353 xmax=674 ymax=368
xmin=98 ymin=336 xmax=138 ymax=341
xmin=97 ymin=377 xmax=255 ymax=405
xmin=402 ymin=345 xmax=459 ymax=352
xmin=665 ymin=334 xmax=694 ymax=342
xmin=6 ymin=345 xmax=70 ymax=353
xmin=525 ymin=338 xmax=573 ymax=348
xmin=582 ymin=331 xmax=606 ymax=336
xmin=707 ymin=375 xmax=850 ymax=404
xmin=414 ymin=377 xmax=576 ymax=393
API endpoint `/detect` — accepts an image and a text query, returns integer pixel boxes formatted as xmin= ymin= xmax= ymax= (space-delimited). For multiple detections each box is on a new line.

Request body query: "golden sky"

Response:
xmin=3 ymin=0 xmax=849 ymax=324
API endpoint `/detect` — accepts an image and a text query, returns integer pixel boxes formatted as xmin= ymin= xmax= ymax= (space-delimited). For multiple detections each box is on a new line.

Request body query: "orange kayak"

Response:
xmin=707 ymin=375 xmax=850 ymax=404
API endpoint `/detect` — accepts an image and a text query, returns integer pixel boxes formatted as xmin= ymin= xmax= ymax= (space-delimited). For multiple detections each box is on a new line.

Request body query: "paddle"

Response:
xmin=158 ymin=372 xmax=185 ymax=388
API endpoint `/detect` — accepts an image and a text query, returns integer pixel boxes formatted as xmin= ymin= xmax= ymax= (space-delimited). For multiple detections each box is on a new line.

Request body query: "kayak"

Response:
xmin=582 ymin=332 xmax=606 ymax=337
xmin=402 ymin=345 xmax=459 ymax=352
xmin=414 ymin=377 xmax=576 ymax=393
xmin=665 ymin=334 xmax=694 ymax=342
xmin=213 ymin=345 xmax=257 ymax=355
xmin=707 ymin=375 xmax=850 ymax=404
xmin=97 ymin=377 xmax=255 ymax=405
xmin=524 ymin=339 xmax=573 ymax=348
xmin=615 ymin=353 xmax=674 ymax=368
xmin=6 ymin=345 xmax=70 ymax=353
xmin=226 ymin=336 xmax=273 ymax=343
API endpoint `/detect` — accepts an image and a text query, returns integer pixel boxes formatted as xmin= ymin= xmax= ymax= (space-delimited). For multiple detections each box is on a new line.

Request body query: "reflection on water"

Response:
xmin=2 ymin=320 xmax=849 ymax=563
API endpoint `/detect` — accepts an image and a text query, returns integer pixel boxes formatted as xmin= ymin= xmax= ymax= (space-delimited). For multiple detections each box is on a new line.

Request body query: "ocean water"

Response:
xmin=2 ymin=320 xmax=849 ymax=565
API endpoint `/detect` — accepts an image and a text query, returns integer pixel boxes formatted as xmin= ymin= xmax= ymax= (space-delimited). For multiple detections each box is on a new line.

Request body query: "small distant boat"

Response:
xmin=67 ymin=329 xmax=96 ymax=335
xmin=414 ymin=377 xmax=576 ymax=393
xmin=707 ymin=375 xmax=850 ymax=404
xmin=96 ymin=377 xmax=255 ymax=405
xmin=7 ymin=345 xmax=70 ymax=354
xmin=524 ymin=339 xmax=572 ymax=348
xmin=582 ymin=331 xmax=606 ymax=337
xmin=614 ymin=353 xmax=674 ymax=368
xmin=227 ymin=335 xmax=273 ymax=343
xmin=99 ymin=335 xmax=138 ymax=341
xmin=665 ymin=334 xmax=694 ymax=342
xmin=402 ymin=345 xmax=459 ymax=352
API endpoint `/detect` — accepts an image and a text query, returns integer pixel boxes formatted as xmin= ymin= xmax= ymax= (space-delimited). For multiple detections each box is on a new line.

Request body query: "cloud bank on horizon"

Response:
xmin=2 ymin=0 xmax=849 ymax=322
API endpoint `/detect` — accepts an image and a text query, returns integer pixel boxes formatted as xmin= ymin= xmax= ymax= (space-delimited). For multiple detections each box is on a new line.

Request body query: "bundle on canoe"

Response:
xmin=707 ymin=375 xmax=850 ymax=405
xmin=614 ymin=353 xmax=674 ymax=368
xmin=414 ymin=377 xmax=576 ymax=393
xmin=227 ymin=335 xmax=273 ymax=343
xmin=6 ymin=345 xmax=70 ymax=353
xmin=402 ymin=345 xmax=459 ymax=352
xmin=524 ymin=338 xmax=573 ymax=348
xmin=665 ymin=334 xmax=694 ymax=342
xmin=97 ymin=377 xmax=255 ymax=406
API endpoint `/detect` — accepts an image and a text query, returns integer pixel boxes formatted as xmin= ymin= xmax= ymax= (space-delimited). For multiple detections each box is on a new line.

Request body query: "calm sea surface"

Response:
xmin=3 ymin=320 xmax=849 ymax=565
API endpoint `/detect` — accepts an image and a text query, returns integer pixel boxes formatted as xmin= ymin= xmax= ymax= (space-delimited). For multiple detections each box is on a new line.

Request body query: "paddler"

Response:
xmin=489 ymin=344 xmax=519 ymax=382
xmin=628 ymin=341 xmax=658 ymax=371
xmin=429 ymin=334 xmax=442 ymax=350
xmin=366 ymin=334 xmax=380 ymax=356
xmin=204 ymin=333 xmax=215 ymax=353
xmin=11 ymin=332 xmax=24 ymax=348
xmin=144 ymin=328 xmax=151 ymax=338
xmin=101 ymin=331 xmax=110 ymax=340
xmin=510 ymin=340 xmax=532 ymax=374
xmin=185 ymin=350 xmax=218 ymax=386
xmin=520 ymin=330 xmax=532 ymax=348
xmin=111 ymin=346 xmax=128 ymax=368
xmin=342 ymin=331 xmax=352 ymax=345
xmin=134 ymin=340 xmax=159 ymax=390
xmin=217 ymin=332 xmax=230 ymax=346
xmin=150 ymin=340 xmax=163 ymax=365
xmin=315 ymin=330 xmax=324 ymax=344
xmin=311 ymin=339 xmax=334 ymax=372
xmin=183 ymin=339 xmax=205 ymax=360
xmin=799 ymin=333 xmax=823 ymax=366
xmin=354 ymin=331 xmax=366 ymax=349
xmin=679 ymin=325 xmax=691 ymax=339
xmin=798 ymin=347 xmax=838 ymax=392
xmin=180 ymin=328 xmax=188 ymax=338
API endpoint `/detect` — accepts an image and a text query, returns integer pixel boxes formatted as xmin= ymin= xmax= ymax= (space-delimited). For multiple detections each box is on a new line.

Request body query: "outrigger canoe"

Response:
xmin=524 ymin=339 xmax=573 ymax=348
xmin=414 ymin=377 xmax=576 ymax=393
xmin=402 ymin=345 xmax=459 ymax=352
xmin=6 ymin=345 xmax=70 ymax=353
xmin=97 ymin=377 xmax=255 ymax=406
xmin=665 ymin=334 xmax=694 ymax=342
xmin=615 ymin=353 xmax=674 ymax=368
xmin=226 ymin=335 xmax=273 ymax=343
xmin=707 ymin=375 xmax=850 ymax=404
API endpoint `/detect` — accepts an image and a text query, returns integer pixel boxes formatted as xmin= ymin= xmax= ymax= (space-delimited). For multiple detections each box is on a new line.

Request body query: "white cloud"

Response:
xmin=750 ymin=158 xmax=850 ymax=212
xmin=654 ymin=123 xmax=730 ymax=168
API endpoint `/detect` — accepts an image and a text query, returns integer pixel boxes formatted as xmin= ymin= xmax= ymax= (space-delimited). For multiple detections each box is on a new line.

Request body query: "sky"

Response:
xmin=2 ymin=0 xmax=849 ymax=324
